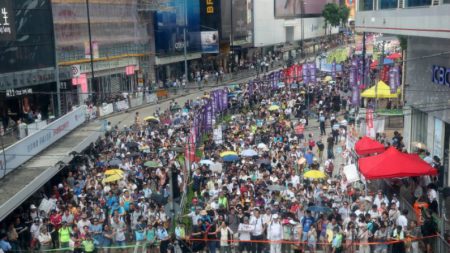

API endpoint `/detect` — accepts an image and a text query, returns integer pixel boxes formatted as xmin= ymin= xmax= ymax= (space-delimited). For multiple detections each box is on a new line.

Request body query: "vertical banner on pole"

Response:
xmin=303 ymin=64 xmax=310 ymax=84
xmin=366 ymin=107 xmax=375 ymax=138
xmin=351 ymin=87 xmax=360 ymax=106
xmin=331 ymin=60 xmax=337 ymax=80
xmin=388 ymin=68 xmax=396 ymax=93
xmin=309 ymin=62 xmax=316 ymax=83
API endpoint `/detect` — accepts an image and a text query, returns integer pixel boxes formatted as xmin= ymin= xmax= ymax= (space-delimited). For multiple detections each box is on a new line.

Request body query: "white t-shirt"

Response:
xmin=396 ymin=215 xmax=408 ymax=230
xmin=250 ymin=216 xmax=264 ymax=236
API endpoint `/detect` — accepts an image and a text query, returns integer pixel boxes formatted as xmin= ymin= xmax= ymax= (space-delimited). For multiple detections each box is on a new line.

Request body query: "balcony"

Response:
xmin=356 ymin=0 xmax=450 ymax=39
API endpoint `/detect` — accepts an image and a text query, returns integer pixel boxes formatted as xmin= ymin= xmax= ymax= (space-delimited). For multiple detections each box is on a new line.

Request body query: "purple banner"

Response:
xmin=349 ymin=66 xmax=356 ymax=87
xmin=351 ymin=87 xmax=360 ymax=106
xmin=389 ymin=68 xmax=396 ymax=93
xmin=279 ymin=70 xmax=284 ymax=83
xmin=331 ymin=60 xmax=336 ymax=79
xmin=207 ymin=101 xmax=213 ymax=130
xmin=249 ymin=81 xmax=254 ymax=96
xmin=222 ymin=89 xmax=228 ymax=110
xmin=303 ymin=63 xmax=310 ymax=84
xmin=309 ymin=63 xmax=316 ymax=83
xmin=394 ymin=66 xmax=400 ymax=88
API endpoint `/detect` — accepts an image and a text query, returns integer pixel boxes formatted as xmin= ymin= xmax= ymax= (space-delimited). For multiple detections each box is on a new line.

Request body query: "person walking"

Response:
xmin=217 ymin=221 xmax=233 ymax=253
xmin=249 ymin=209 xmax=265 ymax=253
xmin=267 ymin=214 xmax=282 ymax=253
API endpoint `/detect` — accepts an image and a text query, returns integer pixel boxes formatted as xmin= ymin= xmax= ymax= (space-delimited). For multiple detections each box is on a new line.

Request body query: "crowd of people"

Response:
xmin=0 ymin=43 xmax=442 ymax=253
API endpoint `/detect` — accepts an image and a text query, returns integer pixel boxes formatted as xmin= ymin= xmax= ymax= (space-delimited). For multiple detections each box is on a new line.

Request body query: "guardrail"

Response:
xmin=0 ymin=106 xmax=87 ymax=178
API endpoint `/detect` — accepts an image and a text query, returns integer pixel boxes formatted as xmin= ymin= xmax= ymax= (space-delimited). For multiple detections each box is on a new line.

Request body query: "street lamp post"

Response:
xmin=183 ymin=0 xmax=188 ymax=86
xmin=85 ymin=0 xmax=96 ymax=102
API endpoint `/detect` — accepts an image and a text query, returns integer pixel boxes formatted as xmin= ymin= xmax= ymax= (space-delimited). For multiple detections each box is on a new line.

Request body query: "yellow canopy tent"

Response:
xmin=361 ymin=81 xmax=400 ymax=99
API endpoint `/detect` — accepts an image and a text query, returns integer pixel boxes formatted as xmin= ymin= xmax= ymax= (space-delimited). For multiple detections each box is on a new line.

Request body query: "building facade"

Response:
xmin=356 ymin=0 xmax=450 ymax=187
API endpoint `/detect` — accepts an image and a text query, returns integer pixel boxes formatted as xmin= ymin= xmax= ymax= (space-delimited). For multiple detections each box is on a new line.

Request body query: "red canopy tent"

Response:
xmin=358 ymin=147 xmax=438 ymax=180
xmin=354 ymin=136 xmax=385 ymax=155
xmin=387 ymin=52 xmax=402 ymax=60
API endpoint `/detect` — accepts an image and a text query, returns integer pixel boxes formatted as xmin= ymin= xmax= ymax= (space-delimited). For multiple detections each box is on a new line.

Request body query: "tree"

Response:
xmin=338 ymin=5 xmax=350 ymax=27
xmin=322 ymin=3 xmax=340 ymax=35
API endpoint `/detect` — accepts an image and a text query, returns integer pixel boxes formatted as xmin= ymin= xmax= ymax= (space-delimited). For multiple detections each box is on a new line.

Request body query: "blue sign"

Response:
xmin=432 ymin=65 xmax=450 ymax=86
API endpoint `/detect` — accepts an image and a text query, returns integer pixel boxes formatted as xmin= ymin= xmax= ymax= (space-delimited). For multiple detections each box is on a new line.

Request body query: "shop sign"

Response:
xmin=432 ymin=65 xmax=450 ymax=86
xmin=5 ymin=88 xmax=32 ymax=97
xmin=206 ymin=0 xmax=214 ymax=14
xmin=0 ymin=105 xmax=87 ymax=178
xmin=0 ymin=0 xmax=15 ymax=41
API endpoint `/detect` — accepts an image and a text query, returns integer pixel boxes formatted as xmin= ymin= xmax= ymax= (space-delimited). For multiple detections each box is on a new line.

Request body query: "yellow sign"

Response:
xmin=206 ymin=0 xmax=214 ymax=14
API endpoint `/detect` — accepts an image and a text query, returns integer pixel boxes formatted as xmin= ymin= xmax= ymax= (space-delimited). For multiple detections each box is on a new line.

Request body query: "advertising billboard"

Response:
xmin=221 ymin=0 xmax=253 ymax=46
xmin=154 ymin=0 xmax=201 ymax=55
xmin=274 ymin=0 xmax=302 ymax=18
xmin=0 ymin=0 xmax=55 ymax=74
xmin=274 ymin=0 xmax=332 ymax=18
xmin=201 ymin=31 xmax=219 ymax=53
xmin=0 ymin=0 xmax=15 ymax=41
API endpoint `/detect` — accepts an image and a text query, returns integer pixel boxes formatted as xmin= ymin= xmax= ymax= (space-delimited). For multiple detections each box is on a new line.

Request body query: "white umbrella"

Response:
xmin=199 ymin=160 xmax=214 ymax=166
xmin=257 ymin=143 xmax=267 ymax=149
xmin=241 ymin=149 xmax=258 ymax=157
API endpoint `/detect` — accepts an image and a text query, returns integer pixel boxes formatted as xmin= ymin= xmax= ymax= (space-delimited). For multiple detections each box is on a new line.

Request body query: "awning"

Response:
xmin=361 ymin=81 xmax=400 ymax=99
xmin=358 ymin=147 xmax=438 ymax=180
xmin=354 ymin=136 xmax=385 ymax=155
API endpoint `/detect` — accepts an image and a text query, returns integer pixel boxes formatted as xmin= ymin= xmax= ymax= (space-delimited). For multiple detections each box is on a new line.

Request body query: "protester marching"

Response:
xmin=0 ymin=44 xmax=444 ymax=253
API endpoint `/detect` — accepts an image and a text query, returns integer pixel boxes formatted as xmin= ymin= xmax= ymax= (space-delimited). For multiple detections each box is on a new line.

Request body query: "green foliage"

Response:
xmin=322 ymin=3 xmax=341 ymax=28
xmin=339 ymin=5 xmax=350 ymax=26
xmin=398 ymin=36 xmax=408 ymax=51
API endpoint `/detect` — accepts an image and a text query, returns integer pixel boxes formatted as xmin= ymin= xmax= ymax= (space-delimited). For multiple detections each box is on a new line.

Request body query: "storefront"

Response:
xmin=403 ymin=36 xmax=450 ymax=187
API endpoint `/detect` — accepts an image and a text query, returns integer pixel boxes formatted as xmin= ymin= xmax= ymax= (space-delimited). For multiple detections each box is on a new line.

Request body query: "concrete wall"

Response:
xmin=404 ymin=37 xmax=450 ymax=124
xmin=355 ymin=5 xmax=450 ymax=39
xmin=253 ymin=0 xmax=338 ymax=47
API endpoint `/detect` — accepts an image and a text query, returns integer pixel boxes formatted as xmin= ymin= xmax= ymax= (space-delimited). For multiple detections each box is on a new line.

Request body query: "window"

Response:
xmin=359 ymin=0 xmax=374 ymax=11
xmin=407 ymin=0 xmax=431 ymax=7
xmin=380 ymin=0 xmax=398 ymax=9
xmin=411 ymin=108 xmax=428 ymax=146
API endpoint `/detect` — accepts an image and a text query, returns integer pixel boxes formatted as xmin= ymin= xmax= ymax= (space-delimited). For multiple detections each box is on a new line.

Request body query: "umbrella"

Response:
xmin=291 ymin=83 xmax=299 ymax=89
xmin=412 ymin=142 xmax=427 ymax=150
xmin=220 ymin=151 xmax=238 ymax=157
xmin=199 ymin=159 xmax=214 ymax=166
xmin=144 ymin=161 xmax=161 ymax=168
xmin=241 ymin=149 xmax=258 ymax=157
xmin=267 ymin=185 xmax=286 ymax=192
xmin=104 ymin=169 xmax=124 ymax=176
xmin=303 ymin=170 xmax=327 ymax=179
xmin=102 ymin=174 xmax=123 ymax=183
xmin=277 ymin=82 xmax=285 ymax=88
xmin=307 ymin=205 xmax=332 ymax=213
xmin=268 ymin=105 xmax=280 ymax=111
xmin=222 ymin=155 xmax=240 ymax=162
xmin=387 ymin=52 xmax=402 ymax=60
xmin=144 ymin=116 xmax=160 ymax=122
xmin=108 ymin=158 xmax=122 ymax=166
xmin=257 ymin=143 xmax=268 ymax=149
xmin=323 ymin=76 xmax=333 ymax=82
xmin=297 ymin=157 xmax=306 ymax=165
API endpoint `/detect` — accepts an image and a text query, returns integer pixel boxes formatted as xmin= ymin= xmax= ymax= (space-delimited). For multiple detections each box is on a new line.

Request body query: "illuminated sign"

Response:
xmin=206 ymin=0 xmax=214 ymax=14
xmin=0 ymin=0 xmax=15 ymax=41
xmin=432 ymin=65 xmax=450 ymax=86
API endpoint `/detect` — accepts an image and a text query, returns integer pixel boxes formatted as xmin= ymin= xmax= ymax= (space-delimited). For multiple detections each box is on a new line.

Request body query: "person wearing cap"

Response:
xmin=30 ymin=217 xmax=41 ymax=251
xmin=58 ymin=221 xmax=71 ymax=251
xmin=249 ymin=208 xmax=265 ymax=253
xmin=267 ymin=214 xmax=282 ymax=253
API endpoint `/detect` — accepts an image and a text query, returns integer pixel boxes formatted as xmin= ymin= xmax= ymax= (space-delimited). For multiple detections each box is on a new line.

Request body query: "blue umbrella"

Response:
xmin=222 ymin=154 xmax=240 ymax=162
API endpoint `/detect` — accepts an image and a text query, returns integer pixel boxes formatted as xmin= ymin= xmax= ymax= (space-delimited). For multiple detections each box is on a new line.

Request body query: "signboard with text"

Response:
xmin=0 ymin=0 xmax=15 ymax=41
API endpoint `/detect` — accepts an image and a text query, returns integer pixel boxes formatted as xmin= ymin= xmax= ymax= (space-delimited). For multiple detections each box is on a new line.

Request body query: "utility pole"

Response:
xmin=183 ymin=0 xmax=188 ymax=86
xmin=375 ymin=40 xmax=386 ymax=110
xmin=300 ymin=0 xmax=305 ymax=58
xmin=50 ymin=4 xmax=62 ymax=117
xmin=362 ymin=32 xmax=366 ymax=108
xmin=86 ymin=0 xmax=96 ymax=102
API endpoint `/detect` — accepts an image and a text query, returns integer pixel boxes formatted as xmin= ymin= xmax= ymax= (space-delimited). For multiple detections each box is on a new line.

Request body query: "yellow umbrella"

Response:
xmin=361 ymin=81 xmax=400 ymax=99
xmin=303 ymin=170 xmax=327 ymax=179
xmin=268 ymin=105 xmax=280 ymax=111
xmin=220 ymin=151 xmax=238 ymax=157
xmin=323 ymin=76 xmax=333 ymax=82
xmin=104 ymin=169 xmax=124 ymax=175
xmin=102 ymin=174 xmax=123 ymax=183
xmin=144 ymin=116 xmax=159 ymax=122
